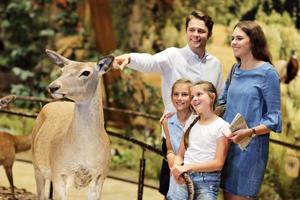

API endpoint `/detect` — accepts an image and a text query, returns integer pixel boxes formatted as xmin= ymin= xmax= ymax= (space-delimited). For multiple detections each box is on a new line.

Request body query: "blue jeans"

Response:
xmin=167 ymin=171 xmax=221 ymax=200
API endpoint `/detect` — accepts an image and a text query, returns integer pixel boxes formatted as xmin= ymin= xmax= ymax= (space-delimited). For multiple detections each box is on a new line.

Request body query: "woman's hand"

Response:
xmin=112 ymin=54 xmax=130 ymax=70
xmin=229 ymin=129 xmax=251 ymax=144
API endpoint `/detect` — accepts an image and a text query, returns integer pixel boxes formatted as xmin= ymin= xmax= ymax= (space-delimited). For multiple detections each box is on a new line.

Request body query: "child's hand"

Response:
xmin=160 ymin=112 xmax=176 ymax=124
xmin=171 ymin=165 xmax=187 ymax=178
xmin=175 ymin=176 xmax=185 ymax=184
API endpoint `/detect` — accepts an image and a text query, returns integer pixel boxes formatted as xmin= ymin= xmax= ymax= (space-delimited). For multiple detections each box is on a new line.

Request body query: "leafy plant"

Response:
xmin=0 ymin=0 xmax=53 ymax=99
xmin=108 ymin=67 xmax=163 ymax=115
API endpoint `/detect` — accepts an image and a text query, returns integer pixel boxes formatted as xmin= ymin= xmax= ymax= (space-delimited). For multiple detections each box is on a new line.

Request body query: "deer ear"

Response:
xmin=45 ymin=49 xmax=71 ymax=68
xmin=96 ymin=56 xmax=114 ymax=74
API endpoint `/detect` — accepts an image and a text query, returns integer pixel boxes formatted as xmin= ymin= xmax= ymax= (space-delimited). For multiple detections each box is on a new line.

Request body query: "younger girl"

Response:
xmin=170 ymin=81 xmax=231 ymax=200
xmin=161 ymin=79 xmax=195 ymax=199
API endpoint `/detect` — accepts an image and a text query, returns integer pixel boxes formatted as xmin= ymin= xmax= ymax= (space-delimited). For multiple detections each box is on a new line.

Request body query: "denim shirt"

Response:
xmin=221 ymin=62 xmax=282 ymax=132
xmin=168 ymin=114 xmax=196 ymax=153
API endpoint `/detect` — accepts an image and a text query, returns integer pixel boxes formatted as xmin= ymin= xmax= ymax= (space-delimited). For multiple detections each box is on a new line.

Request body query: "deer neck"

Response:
xmin=71 ymin=79 xmax=105 ymax=139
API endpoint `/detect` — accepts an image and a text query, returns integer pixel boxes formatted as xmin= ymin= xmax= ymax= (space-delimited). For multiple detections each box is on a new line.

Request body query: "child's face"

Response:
xmin=172 ymin=83 xmax=191 ymax=112
xmin=190 ymin=85 xmax=214 ymax=114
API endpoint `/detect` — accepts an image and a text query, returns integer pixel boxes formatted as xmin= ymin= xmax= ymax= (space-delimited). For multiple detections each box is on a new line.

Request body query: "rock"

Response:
xmin=0 ymin=186 xmax=37 ymax=200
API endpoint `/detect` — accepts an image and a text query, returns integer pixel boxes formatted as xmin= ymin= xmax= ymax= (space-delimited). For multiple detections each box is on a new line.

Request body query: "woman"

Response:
xmin=220 ymin=21 xmax=282 ymax=200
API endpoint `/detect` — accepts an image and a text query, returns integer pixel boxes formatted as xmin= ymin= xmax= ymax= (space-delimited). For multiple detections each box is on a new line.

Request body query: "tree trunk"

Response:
xmin=88 ymin=0 xmax=124 ymax=125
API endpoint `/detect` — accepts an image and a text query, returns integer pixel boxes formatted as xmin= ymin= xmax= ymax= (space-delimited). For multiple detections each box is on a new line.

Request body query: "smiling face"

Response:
xmin=190 ymin=84 xmax=215 ymax=114
xmin=172 ymin=83 xmax=191 ymax=112
xmin=186 ymin=18 xmax=209 ymax=52
xmin=231 ymin=27 xmax=252 ymax=59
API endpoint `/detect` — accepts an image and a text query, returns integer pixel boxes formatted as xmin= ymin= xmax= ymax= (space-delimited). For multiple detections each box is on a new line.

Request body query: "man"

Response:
xmin=113 ymin=10 xmax=224 ymax=198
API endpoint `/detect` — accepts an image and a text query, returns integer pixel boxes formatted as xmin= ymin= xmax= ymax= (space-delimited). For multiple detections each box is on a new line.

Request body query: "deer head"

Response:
xmin=45 ymin=49 xmax=114 ymax=103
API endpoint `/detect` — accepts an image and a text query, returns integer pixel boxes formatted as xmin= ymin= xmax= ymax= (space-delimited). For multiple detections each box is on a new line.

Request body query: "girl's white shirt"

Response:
xmin=183 ymin=117 xmax=230 ymax=165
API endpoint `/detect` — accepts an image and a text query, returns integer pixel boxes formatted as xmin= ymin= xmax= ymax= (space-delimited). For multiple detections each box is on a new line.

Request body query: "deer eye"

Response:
xmin=80 ymin=71 xmax=90 ymax=77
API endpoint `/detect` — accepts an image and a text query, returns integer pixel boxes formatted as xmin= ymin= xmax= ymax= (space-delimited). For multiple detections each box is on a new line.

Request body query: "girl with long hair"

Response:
xmin=169 ymin=81 xmax=230 ymax=200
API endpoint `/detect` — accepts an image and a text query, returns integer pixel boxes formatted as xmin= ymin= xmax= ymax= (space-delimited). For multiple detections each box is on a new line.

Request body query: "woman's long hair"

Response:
xmin=234 ymin=21 xmax=272 ymax=64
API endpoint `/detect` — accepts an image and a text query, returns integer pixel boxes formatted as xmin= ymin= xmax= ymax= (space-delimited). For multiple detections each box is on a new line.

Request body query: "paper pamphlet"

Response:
xmin=229 ymin=113 xmax=252 ymax=150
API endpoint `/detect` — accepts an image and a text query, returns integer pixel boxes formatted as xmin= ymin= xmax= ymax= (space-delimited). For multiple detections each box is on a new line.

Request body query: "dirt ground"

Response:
xmin=0 ymin=159 xmax=163 ymax=200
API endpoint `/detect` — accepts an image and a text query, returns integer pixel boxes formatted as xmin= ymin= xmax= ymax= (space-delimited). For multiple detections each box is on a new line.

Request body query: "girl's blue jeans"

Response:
xmin=167 ymin=171 xmax=221 ymax=200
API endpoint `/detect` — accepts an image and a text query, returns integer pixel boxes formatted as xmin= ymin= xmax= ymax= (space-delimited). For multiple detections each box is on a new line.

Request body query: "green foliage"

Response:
xmin=52 ymin=0 xmax=81 ymax=35
xmin=257 ymin=10 xmax=294 ymax=26
xmin=263 ymin=143 xmax=300 ymax=199
xmin=110 ymin=127 xmax=162 ymax=179
xmin=0 ymin=114 xmax=35 ymax=135
xmin=260 ymin=164 xmax=282 ymax=199
xmin=0 ymin=0 xmax=52 ymax=68
xmin=111 ymin=147 xmax=140 ymax=170
xmin=111 ymin=1 xmax=133 ymax=51
xmin=256 ymin=8 xmax=299 ymax=60
xmin=12 ymin=67 xmax=34 ymax=81
xmin=108 ymin=67 xmax=163 ymax=115
xmin=144 ymin=150 xmax=163 ymax=179
xmin=259 ymin=22 xmax=300 ymax=61
xmin=0 ymin=0 xmax=54 ymax=98
xmin=110 ymin=147 xmax=161 ymax=180
xmin=0 ymin=0 xmax=89 ymax=104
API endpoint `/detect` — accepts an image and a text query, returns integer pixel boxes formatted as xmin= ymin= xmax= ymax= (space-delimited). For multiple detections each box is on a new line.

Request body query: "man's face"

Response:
xmin=186 ymin=18 xmax=210 ymax=51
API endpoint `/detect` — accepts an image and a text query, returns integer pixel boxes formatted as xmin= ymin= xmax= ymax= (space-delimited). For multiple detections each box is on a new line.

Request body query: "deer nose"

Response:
xmin=48 ymin=83 xmax=61 ymax=93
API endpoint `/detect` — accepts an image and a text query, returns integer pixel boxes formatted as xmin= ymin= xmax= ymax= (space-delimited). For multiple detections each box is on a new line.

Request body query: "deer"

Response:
xmin=31 ymin=49 xmax=113 ymax=200
xmin=0 ymin=94 xmax=31 ymax=200
xmin=0 ymin=131 xmax=32 ymax=200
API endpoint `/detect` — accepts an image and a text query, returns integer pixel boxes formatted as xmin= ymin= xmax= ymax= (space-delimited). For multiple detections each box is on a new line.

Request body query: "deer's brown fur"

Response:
xmin=0 ymin=131 xmax=31 ymax=199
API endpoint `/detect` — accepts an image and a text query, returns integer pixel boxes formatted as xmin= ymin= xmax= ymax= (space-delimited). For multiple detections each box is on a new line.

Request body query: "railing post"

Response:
xmin=49 ymin=181 xmax=53 ymax=199
xmin=137 ymin=147 xmax=146 ymax=200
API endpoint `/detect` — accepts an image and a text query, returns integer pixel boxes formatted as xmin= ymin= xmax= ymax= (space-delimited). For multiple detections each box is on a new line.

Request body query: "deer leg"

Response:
xmin=4 ymin=166 xmax=16 ymax=200
xmin=34 ymin=167 xmax=46 ymax=200
xmin=87 ymin=174 xmax=104 ymax=200
xmin=52 ymin=175 xmax=67 ymax=200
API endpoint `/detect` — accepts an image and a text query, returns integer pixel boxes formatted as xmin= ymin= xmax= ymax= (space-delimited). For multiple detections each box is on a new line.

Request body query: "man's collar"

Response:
xmin=185 ymin=45 xmax=209 ymax=63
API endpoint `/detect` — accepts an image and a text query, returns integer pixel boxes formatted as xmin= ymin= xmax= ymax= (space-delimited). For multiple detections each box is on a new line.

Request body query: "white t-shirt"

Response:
xmin=184 ymin=117 xmax=230 ymax=165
